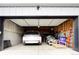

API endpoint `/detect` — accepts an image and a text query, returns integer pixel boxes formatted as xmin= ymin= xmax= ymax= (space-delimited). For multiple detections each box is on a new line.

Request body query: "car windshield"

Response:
xmin=24 ymin=31 xmax=39 ymax=34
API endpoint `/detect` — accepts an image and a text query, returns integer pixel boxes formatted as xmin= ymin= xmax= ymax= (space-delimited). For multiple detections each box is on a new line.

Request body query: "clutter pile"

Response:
xmin=46 ymin=35 xmax=56 ymax=46
xmin=46 ymin=35 xmax=66 ymax=48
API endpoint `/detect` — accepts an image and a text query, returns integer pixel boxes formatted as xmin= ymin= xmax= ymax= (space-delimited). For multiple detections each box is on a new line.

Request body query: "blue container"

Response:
xmin=59 ymin=37 xmax=66 ymax=45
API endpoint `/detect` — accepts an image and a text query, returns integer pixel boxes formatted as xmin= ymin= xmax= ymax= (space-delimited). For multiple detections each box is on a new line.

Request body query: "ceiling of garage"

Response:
xmin=10 ymin=19 xmax=68 ymax=26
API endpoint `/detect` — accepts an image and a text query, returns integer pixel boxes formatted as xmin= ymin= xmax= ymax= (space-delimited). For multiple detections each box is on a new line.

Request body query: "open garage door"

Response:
xmin=1 ymin=16 xmax=77 ymax=52
xmin=0 ymin=16 xmax=78 ymax=55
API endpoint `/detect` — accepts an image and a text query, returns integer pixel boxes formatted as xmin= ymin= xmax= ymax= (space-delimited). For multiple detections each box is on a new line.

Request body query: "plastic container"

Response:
xmin=59 ymin=37 xmax=66 ymax=45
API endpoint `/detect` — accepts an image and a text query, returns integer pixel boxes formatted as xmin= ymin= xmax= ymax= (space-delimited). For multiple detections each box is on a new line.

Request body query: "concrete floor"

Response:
xmin=0 ymin=43 xmax=79 ymax=55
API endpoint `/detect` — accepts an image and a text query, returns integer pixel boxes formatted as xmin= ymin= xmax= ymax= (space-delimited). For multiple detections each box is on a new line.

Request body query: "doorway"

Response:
xmin=0 ymin=16 xmax=78 ymax=52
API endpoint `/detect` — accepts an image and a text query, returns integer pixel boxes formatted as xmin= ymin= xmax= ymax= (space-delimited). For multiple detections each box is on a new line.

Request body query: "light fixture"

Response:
xmin=38 ymin=25 xmax=40 ymax=28
xmin=51 ymin=28 xmax=53 ymax=30
xmin=38 ymin=19 xmax=40 ymax=28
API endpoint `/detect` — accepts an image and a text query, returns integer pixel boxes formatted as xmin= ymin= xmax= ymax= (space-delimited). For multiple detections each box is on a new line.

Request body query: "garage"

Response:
xmin=0 ymin=4 xmax=79 ymax=55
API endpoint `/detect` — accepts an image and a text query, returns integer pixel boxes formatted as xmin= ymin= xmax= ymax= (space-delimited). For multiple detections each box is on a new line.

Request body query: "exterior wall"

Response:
xmin=3 ymin=19 xmax=23 ymax=46
xmin=73 ymin=17 xmax=79 ymax=51
xmin=0 ymin=19 xmax=4 ymax=51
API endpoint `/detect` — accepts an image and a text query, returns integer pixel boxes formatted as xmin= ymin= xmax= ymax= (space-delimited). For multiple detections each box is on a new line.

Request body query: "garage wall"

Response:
xmin=57 ymin=19 xmax=74 ymax=47
xmin=3 ymin=19 xmax=23 ymax=46
xmin=57 ymin=19 xmax=73 ymax=32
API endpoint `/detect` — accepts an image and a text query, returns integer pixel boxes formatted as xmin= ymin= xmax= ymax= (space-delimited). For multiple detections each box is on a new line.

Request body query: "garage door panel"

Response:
xmin=0 ymin=7 xmax=79 ymax=16
xmin=0 ymin=7 xmax=37 ymax=16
